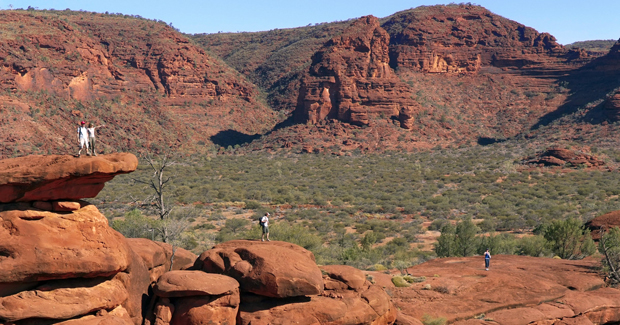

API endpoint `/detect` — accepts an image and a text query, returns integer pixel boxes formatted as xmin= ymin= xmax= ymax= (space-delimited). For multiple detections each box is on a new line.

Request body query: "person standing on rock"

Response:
xmin=87 ymin=122 xmax=106 ymax=156
xmin=77 ymin=121 xmax=89 ymax=157
xmin=260 ymin=212 xmax=270 ymax=242
xmin=484 ymin=249 xmax=491 ymax=271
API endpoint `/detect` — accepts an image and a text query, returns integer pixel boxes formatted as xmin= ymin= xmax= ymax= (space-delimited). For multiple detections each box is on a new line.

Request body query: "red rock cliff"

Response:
xmin=297 ymin=16 xmax=419 ymax=126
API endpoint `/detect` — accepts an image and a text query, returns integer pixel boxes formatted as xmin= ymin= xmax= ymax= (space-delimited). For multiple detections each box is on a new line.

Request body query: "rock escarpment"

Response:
xmin=297 ymin=16 xmax=419 ymax=127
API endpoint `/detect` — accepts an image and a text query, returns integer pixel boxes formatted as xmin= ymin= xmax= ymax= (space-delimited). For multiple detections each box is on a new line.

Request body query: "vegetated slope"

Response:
xmin=190 ymin=21 xmax=352 ymax=115
xmin=196 ymin=4 xmax=620 ymax=154
xmin=0 ymin=9 xmax=277 ymax=158
xmin=566 ymin=39 xmax=617 ymax=54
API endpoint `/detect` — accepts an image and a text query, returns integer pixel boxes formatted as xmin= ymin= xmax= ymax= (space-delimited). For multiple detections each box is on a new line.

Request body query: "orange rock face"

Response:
xmin=148 ymin=271 xmax=241 ymax=325
xmin=197 ymin=240 xmax=324 ymax=298
xmin=0 ymin=203 xmax=131 ymax=284
xmin=297 ymin=16 xmax=418 ymax=126
xmin=0 ymin=153 xmax=138 ymax=203
xmin=0 ymin=277 xmax=128 ymax=322
xmin=383 ymin=5 xmax=567 ymax=74
xmin=154 ymin=271 xmax=239 ymax=297
xmin=586 ymin=209 xmax=620 ymax=240
xmin=238 ymin=267 xmax=396 ymax=325
xmin=127 ymin=238 xmax=197 ymax=283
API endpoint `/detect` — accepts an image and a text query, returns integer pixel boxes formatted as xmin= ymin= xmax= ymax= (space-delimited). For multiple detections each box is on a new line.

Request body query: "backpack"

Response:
xmin=258 ymin=216 xmax=264 ymax=225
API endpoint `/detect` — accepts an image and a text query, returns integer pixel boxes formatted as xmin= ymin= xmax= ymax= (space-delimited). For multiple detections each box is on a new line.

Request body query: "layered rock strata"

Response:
xmin=297 ymin=16 xmax=419 ymax=126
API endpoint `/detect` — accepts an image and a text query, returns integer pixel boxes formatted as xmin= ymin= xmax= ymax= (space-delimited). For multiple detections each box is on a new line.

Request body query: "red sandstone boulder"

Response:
xmin=586 ymin=210 xmax=620 ymax=240
xmin=320 ymin=265 xmax=366 ymax=290
xmin=0 ymin=153 xmax=138 ymax=203
xmin=196 ymin=240 xmax=324 ymax=298
xmin=148 ymin=271 xmax=240 ymax=325
xmin=154 ymin=271 xmax=239 ymax=297
xmin=0 ymin=203 xmax=131 ymax=284
xmin=116 ymin=248 xmax=151 ymax=325
xmin=52 ymin=200 xmax=82 ymax=211
xmin=56 ymin=306 xmax=134 ymax=325
xmin=0 ymin=277 xmax=128 ymax=322
xmin=238 ymin=284 xmax=396 ymax=325
xmin=127 ymin=238 xmax=197 ymax=283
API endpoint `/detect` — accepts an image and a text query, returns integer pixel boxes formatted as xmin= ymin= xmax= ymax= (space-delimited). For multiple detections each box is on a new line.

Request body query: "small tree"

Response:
xmin=455 ymin=218 xmax=480 ymax=257
xmin=599 ymin=227 xmax=620 ymax=284
xmin=435 ymin=224 xmax=456 ymax=257
xmin=133 ymin=154 xmax=174 ymax=242
xmin=543 ymin=218 xmax=592 ymax=259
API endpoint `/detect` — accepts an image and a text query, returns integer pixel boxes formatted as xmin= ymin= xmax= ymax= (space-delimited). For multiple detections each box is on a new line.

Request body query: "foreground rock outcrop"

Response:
xmin=0 ymin=153 xmax=138 ymax=203
xmin=196 ymin=240 xmax=325 ymax=298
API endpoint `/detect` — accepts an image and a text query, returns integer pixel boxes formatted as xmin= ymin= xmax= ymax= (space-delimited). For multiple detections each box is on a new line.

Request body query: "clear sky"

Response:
xmin=2 ymin=0 xmax=619 ymax=45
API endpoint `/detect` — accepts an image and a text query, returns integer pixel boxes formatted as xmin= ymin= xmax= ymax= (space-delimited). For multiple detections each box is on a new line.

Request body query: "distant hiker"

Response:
xmin=87 ymin=122 xmax=106 ymax=156
xmin=260 ymin=212 xmax=270 ymax=242
xmin=77 ymin=121 xmax=89 ymax=157
xmin=484 ymin=249 xmax=491 ymax=271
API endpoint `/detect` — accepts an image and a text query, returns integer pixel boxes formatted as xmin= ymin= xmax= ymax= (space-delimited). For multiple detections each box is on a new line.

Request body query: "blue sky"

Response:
xmin=2 ymin=0 xmax=619 ymax=44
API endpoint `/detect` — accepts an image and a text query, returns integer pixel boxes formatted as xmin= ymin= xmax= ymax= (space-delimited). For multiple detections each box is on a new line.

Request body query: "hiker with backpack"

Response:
xmin=259 ymin=212 xmax=270 ymax=242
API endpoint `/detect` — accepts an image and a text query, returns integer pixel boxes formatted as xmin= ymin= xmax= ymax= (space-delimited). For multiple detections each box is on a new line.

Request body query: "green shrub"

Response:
xmin=422 ymin=314 xmax=447 ymax=325
xmin=391 ymin=276 xmax=411 ymax=287
xmin=244 ymin=200 xmax=262 ymax=209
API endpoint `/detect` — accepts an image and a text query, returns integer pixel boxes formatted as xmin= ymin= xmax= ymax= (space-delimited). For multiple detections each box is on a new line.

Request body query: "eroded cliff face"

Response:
xmin=0 ymin=11 xmax=255 ymax=101
xmin=295 ymin=5 xmax=585 ymax=129
xmin=297 ymin=16 xmax=419 ymax=126
xmin=383 ymin=4 xmax=573 ymax=74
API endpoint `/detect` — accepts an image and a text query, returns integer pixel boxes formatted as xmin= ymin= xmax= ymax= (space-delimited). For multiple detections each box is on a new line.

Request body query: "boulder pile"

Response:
xmin=145 ymin=240 xmax=397 ymax=324
xmin=0 ymin=153 xmax=144 ymax=324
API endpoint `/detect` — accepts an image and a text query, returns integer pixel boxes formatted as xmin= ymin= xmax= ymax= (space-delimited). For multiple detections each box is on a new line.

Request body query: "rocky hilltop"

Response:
xmin=1 ymin=5 xmax=620 ymax=154
xmin=195 ymin=4 xmax=620 ymax=154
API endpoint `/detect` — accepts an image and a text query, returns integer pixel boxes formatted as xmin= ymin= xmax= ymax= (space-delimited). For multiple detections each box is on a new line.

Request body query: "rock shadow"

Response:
xmin=477 ymin=137 xmax=505 ymax=146
xmin=531 ymin=54 xmax=620 ymax=129
xmin=210 ymin=130 xmax=262 ymax=148
xmin=210 ymin=115 xmax=297 ymax=148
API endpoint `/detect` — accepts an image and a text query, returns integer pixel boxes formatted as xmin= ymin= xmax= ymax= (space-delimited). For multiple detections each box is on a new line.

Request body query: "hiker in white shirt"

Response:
xmin=260 ymin=213 xmax=270 ymax=242
xmin=87 ymin=123 xmax=106 ymax=156
xmin=77 ymin=121 xmax=89 ymax=157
